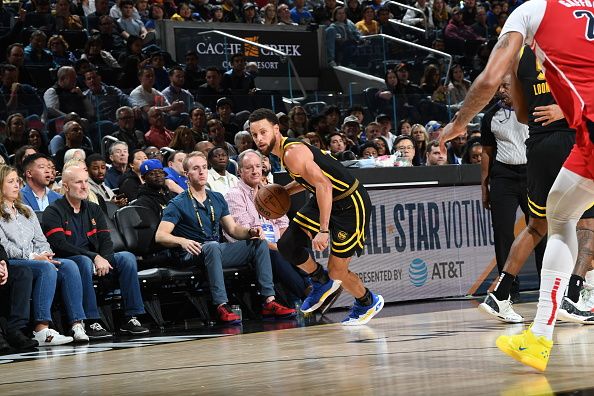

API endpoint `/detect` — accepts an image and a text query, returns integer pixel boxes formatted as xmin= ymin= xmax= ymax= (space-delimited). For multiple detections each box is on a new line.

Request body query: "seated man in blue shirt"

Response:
xmin=21 ymin=153 xmax=62 ymax=211
xmin=163 ymin=151 xmax=188 ymax=194
xmin=155 ymin=151 xmax=295 ymax=324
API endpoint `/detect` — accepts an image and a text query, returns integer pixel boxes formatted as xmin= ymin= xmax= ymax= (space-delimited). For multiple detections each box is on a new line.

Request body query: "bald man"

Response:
xmin=42 ymin=166 xmax=150 ymax=336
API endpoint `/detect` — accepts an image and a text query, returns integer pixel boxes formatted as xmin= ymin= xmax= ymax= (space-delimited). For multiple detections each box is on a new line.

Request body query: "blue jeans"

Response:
xmin=9 ymin=258 xmax=86 ymax=323
xmin=269 ymin=250 xmax=308 ymax=301
xmin=67 ymin=252 xmax=145 ymax=317
xmin=182 ymin=239 xmax=275 ymax=306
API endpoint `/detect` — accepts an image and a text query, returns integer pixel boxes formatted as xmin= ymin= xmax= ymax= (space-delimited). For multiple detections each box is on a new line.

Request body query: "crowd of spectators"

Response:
xmin=0 ymin=0 xmax=514 ymax=348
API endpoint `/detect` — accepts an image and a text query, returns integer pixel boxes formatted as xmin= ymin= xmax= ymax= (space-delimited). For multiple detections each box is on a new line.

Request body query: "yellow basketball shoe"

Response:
xmin=496 ymin=326 xmax=553 ymax=372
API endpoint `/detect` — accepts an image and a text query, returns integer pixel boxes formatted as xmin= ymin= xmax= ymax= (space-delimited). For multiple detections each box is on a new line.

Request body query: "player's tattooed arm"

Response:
xmin=453 ymin=32 xmax=524 ymax=129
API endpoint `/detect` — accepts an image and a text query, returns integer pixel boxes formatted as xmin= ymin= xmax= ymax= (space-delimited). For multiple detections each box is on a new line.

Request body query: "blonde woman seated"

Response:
xmin=0 ymin=165 xmax=88 ymax=345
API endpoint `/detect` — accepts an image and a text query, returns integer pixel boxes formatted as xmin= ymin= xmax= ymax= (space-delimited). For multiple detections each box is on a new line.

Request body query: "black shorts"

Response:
xmin=292 ymin=186 xmax=372 ymax=258
xmin=526 ymin=131 xmax=594 ymax=219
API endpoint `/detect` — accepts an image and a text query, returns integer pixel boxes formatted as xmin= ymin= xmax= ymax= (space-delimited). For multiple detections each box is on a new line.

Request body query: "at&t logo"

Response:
xmin=409 ymin=258 xmax=428 ymax=287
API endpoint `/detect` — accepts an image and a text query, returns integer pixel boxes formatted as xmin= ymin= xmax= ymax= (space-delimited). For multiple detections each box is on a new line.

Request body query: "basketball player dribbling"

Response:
xmin=249 ymin=108 xmax=384 ymax=325
xmin=439 ymin=0 xmax=594 ymax=371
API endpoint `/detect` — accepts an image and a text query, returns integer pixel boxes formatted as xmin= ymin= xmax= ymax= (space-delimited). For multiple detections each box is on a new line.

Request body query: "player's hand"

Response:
xmin=533 ymin=104 xmax=564 ymax=126
xmin=312 ymin=232 xmax=329 ymax=252
xmin=93 ymin=255 xmax=113 ymax=277
xmin=0 ymin=260 xmax=8 ymax=286
xmin=438 ymin=121 xmax=466 ymax=157
xmin=180 ymin=238 xmax=202 ymax=256
xmin=481 ymin=184 xmax=490 ymax=210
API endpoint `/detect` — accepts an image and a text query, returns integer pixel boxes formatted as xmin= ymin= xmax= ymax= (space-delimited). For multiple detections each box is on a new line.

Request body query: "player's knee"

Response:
xmin=277 ymin=225 xmax=310 ymax=266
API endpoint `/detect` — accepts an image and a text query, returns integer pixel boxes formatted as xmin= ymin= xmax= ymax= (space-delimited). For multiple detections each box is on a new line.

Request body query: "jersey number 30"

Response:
xmin=574 ymin=10 xmax=594 ymax=41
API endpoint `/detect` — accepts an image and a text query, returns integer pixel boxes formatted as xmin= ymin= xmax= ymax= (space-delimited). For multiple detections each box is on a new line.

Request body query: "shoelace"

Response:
xmin=89 ymin=323 xmax=104 ymax=331
xmin=129 ymin=317 xmax=142 ymax=327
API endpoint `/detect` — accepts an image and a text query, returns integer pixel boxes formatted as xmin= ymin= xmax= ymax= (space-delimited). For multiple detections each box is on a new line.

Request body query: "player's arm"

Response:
xmin=510 ymin=51 xmax=528 ymax=124
xmin=284 ymin=144 xmax=332 ymax=251
xmin=284 ymin=180 xmax=306 ymax=195
xmin=439 ymin=32 xmax=524 ymax=151
xmin=220 ymin=215 xmax=261 ymax=240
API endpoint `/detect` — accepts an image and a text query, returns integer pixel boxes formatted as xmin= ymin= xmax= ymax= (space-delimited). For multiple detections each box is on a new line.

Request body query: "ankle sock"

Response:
xmin=493 ymin=271 xmax=515 ymax=301
xmin=310 ymin=263 xmax=330 ymax=284
xmin=356 ymin=288 xmax=373 ymax=306
xmin=567 ymin=274 xmax=585 ymax=303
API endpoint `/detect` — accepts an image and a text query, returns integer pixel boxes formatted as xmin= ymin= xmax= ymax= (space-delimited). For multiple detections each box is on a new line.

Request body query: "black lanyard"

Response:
xmin=187 ymin=189 xmax=216 ymax=239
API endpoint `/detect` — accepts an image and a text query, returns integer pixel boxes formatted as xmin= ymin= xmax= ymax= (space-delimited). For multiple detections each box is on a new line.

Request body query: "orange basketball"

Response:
xmin=255 ymin=184 xmax=291 ymax=219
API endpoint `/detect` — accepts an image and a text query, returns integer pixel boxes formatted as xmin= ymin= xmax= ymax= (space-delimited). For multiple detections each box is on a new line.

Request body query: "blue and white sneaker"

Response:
xmin=341 ymin=293 xmax=384 ymax=326
xmin=301 ymin=278 xmax=342 ymax=313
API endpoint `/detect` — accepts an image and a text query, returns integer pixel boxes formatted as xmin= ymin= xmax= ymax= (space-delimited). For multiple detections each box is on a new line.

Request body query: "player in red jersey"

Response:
xmin=439 ymin=0 xmax=594 ymax=371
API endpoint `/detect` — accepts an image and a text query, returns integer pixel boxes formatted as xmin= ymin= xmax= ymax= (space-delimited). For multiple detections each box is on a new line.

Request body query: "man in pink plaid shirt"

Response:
xmin=224 ymin=149 xmax=312 ymax=305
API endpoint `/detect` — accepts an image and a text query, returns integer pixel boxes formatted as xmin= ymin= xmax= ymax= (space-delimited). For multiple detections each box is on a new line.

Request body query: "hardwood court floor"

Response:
xmin=1 ymin=299 xmax=594 ymax=395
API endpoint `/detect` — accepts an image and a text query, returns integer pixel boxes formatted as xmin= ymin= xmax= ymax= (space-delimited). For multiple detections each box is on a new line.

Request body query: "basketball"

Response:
xmin=255 ymin=184 xmax=291 ymax=219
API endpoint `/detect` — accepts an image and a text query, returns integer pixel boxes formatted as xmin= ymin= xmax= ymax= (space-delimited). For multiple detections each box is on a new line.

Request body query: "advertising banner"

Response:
xmin=313 ymin=185 xmax=496 ymax=305
xmin=169 ymin=23 xmax=321 ymax=78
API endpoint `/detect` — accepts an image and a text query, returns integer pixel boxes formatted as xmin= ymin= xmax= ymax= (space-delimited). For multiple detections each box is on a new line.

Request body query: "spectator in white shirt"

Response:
xmin=206 ymin=146 xmax=238 ymax=196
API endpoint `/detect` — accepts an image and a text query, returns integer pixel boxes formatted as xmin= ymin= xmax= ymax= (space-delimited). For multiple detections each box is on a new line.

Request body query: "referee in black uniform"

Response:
xmin=480 ymin=73 xmax=546 ymax=312
xmin=480 ymin=45 xmax=594 ymax=324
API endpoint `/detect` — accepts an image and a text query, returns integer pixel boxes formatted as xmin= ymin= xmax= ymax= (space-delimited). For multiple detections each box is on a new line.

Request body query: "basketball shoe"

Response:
xmin=301 ymin=278 xmax=342 ymax=313
xmin=478 ymin=292 xmax=523 ymax=323
xmin=341 ymin=293 xmax=384 ymax=326
xmin=496 ymin=326 xmax=553 ymax=372
xmin=557 ymin=295 xmax=594 ymax=324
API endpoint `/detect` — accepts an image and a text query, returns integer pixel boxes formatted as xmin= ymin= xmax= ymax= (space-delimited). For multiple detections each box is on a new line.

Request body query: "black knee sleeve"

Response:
xmin=277 ymin=222 xmax=311 ymax=266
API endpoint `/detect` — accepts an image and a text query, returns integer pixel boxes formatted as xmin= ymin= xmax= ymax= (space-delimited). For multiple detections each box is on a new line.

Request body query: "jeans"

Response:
xmin=2 ymin=265 xmax=33 ymax=332
xmin=67 ymin=252 xmax=145 ymax=317
xmin=182 ymin=239 xmax=275 ymax=306
xmin=269 ymin=250 xmax=308 ymax=301
xmin=9 ymin=258 xmax=86 ymax=323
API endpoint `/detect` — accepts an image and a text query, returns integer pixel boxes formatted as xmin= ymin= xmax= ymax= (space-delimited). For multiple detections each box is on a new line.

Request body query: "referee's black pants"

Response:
xmin=489 ymin=161 xmax=546 ymax=293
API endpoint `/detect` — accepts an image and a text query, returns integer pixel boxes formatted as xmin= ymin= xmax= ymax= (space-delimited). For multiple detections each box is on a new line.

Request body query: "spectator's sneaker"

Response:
xmin=317 ymin=286 xmax=343 ymax=316
xmin=341 ymin=293 xmax=384 ymax=326
xmin=557 ymin=297 xmax=594 ymax=324
xmin=71 ymin=323 xmax=89 ymax=342
xmin=86 ymin=322 xmax=113 ymax=339
xmin=217 ymin=304 xmax=242 ymax=325
xmin=119 ymin=317 xmax=150 ymax=335
xmin=301 ymin=278 xmax=342 ymax=313
xmin=262 ymin=300 xmax=296 ymax=319
xmin=478 ymin=293 xmax=524 ymax=323
xmin=6 ymin=330 xmax=38 ymax=350
xmin=496 ymin=326 xmax=553 ymax=372
xmin=33 ymin=328 xmax=74 ymax=346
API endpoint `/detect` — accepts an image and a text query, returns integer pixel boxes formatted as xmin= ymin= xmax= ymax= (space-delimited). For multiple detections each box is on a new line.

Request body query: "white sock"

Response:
xmin=585 ymin=270 xmax=594 ymax=286
xmin=532 ymin=269 xmax=569 ymax=340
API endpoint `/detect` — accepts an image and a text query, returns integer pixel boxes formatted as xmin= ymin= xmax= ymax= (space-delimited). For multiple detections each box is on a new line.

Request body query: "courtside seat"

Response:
xmin=114 ymin=205 xmax=210 ymax=327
